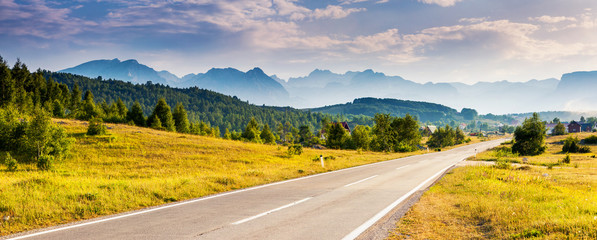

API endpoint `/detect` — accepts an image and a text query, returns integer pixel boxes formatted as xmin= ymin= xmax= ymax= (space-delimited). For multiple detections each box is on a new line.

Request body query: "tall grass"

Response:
xmin=1 ymin=119 xmax=424 ymax=236
xmin=390 ymin=132 xmax=597 ymax=239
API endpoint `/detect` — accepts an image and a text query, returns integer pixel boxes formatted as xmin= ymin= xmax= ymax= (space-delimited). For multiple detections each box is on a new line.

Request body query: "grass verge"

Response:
xmin=2 ymin=119 xmax=433 ymax=236
xmin=389 ymin=133 xmax=597 ymax=239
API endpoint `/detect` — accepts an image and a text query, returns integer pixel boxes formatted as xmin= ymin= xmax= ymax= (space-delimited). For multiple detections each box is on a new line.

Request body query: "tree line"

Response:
xmin=1 ymin=56 xmax=478 ymax=172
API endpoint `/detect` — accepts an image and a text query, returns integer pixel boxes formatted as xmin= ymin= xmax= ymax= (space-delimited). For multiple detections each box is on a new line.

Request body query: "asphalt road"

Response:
xmin=7 ymin=139 xmax=505 ymax=240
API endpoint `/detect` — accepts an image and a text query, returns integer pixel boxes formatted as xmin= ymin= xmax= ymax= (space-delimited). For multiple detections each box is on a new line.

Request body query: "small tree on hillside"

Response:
xmin=512 ymin=113 xmax=546 ymax=156
xmin=242 ymin=117 xmax=261 ymax=142
xmin=173 ymin=103 xmax=190 ymax=133
xmin=127 ymin=101 xmax=146 ymax=127
xmin=260 ymin=124 xmax=276 ymax=144
xmin=87 ymin=117 xmax=107 ymax=136
xmin=147 ymin=98 xmax=175 ymax=131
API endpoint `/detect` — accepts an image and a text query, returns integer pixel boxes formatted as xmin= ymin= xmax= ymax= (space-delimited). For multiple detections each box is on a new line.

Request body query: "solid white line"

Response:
xmin=9 ymin=139 xmax=505 ymax=240
xmin=395 ymin=165 xmax=410 ymax=171
xmin=231 ymin=197 xmax=312 ymax=225
xmin=341 ymin=164 xmax=455 ymax=240
xmin=344 ymin=175 xmax=378 ymax=187
xmin=8 ymin=155 xmax=412 ymax=239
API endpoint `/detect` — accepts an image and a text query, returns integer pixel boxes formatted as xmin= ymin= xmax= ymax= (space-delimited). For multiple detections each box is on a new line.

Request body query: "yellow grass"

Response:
xmin=1 ymin=119 xmax=427 ymax=236
xmin=389 ymin=133 xmax=597 ymax=239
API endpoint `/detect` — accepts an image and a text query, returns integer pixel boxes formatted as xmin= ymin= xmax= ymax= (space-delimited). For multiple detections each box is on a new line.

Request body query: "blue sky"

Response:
xmin=1 ymin=0 xmax=597 ymax=84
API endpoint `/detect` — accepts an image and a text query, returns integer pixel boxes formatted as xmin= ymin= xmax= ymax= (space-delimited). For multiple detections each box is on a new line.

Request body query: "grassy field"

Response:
xmin=389 ymin=132 xmax=597 ymax=239
xmin=1 ymin=119 xmax=448 ymax=236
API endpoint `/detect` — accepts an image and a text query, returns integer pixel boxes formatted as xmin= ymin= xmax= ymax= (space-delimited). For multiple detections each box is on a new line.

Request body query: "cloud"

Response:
xmin=0 ymin=0 xmax=96 ymax=38
xmin=313 ymin=5 xmax=365 ymax=19
xmin=529 ymin=15 xmax=577 ymax=23
xmin=418 ymin=0 xmax=464 ymax=7
xmin=459 ymin=17 xmax=488 ymax=23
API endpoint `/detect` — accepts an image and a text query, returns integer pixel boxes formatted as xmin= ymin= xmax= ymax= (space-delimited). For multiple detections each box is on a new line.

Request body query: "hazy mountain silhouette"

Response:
xmin=60 ymin=58 xmax=170 ymax=85
xmin=61 ymin=59 xmax=289 ymax=106
xmin=61 ymin=59 xmax=597 ymax=114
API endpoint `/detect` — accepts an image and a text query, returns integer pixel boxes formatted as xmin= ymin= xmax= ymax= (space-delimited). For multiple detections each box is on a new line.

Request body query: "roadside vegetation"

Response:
xmin=389 ymin=114 xmax=597 ymax=239
xmin=0 ymin=118 xmax=431 ymax=236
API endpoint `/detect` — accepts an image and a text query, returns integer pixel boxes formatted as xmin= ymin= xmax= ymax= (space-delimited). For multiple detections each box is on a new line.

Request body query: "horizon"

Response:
xmin=2 ymin=0 xmax=597 ymax=84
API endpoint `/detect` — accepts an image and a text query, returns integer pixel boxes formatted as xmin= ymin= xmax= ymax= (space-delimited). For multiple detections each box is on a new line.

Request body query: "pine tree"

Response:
xmin=149 ymin=114 xmax=163 ymax=130
xmin=52 ymin=99 xmax=65 ymax=118
xmin=0 ymin=56 xmax=14 ymax=106
xmin=173 ymin=102 xmax=190 ymax=133
xmin=116 ymin=98 xmax=127 ymax=120
xmin=224 ymin=128 xmax=232 ymax=139
xmin=148 ymin=98 xmax=175 ymax=131
xmin=260 ymin=124 xmax=276 ymax=144
xmin=71 ymin=83 xmax=82 ymax=110
xmin=242 ymin=117 xmax=261 ymax=142
xmin=127 ymin=101 xmax=146 ymax=127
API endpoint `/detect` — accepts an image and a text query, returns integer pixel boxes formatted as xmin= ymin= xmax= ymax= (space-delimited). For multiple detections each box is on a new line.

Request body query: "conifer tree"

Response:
xmin=242 ymin=117 xmax=261 ymax=142
xmin=116 ymin=98 xmax=127 ymax=120
xmin=71 ymin=83 xmax=82 ymax=110
xmin=260 ymin=124 xmax=276 ymax=144
xmin=127 ymin=101 xmax=146 ymax=127
xmin=0 ymin=56 xmax=14 ymax=106
xmin=148 ymin=98 xmax=175 ymax=131
xmin=173 ymin=102 xmax=190 ymax=133
xmin=149 ymin=114 xmax=163 ymax=130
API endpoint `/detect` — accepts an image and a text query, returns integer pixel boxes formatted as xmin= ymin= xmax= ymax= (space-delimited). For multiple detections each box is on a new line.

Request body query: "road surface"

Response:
xmin=7 ymin=139 xmax=504 ymax=240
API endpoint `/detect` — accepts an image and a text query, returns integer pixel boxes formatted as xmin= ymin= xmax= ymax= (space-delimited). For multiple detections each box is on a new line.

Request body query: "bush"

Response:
xmin=37 ymin=154 xmax=54 ymax=171
xmin=3 ymin=152 xmax=17 ymax=171
xmin=87 ymin=117 xmax=107 ymax=136
xmin=562 ymin=154 xmax=571 ymax=164
xmin=583 ymin=135 xmax=597 ymax=144
xmin=562 ymin=137 xmax=591 ymax=153
xmin=287 ymin=144 xmax=303 ymax=157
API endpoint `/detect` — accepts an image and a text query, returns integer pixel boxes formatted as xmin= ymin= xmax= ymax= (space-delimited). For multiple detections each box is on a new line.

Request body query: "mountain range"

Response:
xmin=60 ymin=59 xmax=597 ymax=114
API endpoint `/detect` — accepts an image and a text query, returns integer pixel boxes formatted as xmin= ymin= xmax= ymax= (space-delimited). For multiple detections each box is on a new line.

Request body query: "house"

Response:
xmin=580 ymin=122 xmax=596 ymax=132
xmin=339 ymin=122 xmax=351 ymax=133
xmin=568 ymin=121 xmax=581 ymax=133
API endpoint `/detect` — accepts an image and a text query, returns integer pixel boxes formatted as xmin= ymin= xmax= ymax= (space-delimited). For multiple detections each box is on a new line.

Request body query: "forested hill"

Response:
xmin=44 ymin=71 xmax=327 ymax=133
xmin=309 ymin=97 xmax=465 ymax=123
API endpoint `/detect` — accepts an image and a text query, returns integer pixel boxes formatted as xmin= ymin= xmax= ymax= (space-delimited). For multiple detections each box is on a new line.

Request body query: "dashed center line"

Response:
xmin=231 ymin=197 xmax=312 ymax=225
xmin=396 ymin=165 xmax=410 ymax=170
xmin=344 ymin=175 xmax=378 ymax=188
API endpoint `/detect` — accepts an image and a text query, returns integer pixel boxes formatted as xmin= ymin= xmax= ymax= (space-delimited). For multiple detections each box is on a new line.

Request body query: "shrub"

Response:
xmin=287 ymin=144 xmax=303 ymax=157
xmin=87 ymin=117 xmax=107 ymax=136
xmin=37 ymin=154 xmax=54 ymax=171
xmin=583 ymin=135 xmax=597 ymax=144
xmin=562 ymin=136 xmax=591 ymax=153
xmin=3 ymin=152 xmax=17 ymax=171
xmin=562 ymin=154 xmax=571 ymax=164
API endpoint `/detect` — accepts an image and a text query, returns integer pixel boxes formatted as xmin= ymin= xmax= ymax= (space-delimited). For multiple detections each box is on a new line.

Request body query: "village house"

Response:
xmin=568 ymin=121 xmax=581 ymax=133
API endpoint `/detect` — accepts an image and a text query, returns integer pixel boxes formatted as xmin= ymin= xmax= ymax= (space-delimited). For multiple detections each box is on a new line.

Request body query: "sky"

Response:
xmin=1 ymin=0 xmax=597 ymax=84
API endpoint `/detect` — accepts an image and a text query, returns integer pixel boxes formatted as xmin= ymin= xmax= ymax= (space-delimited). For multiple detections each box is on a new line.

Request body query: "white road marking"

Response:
xmin=341 ymin=164 xmax=454 ymax=240
xmin=231 ymin=197 xmax=312 ymax=225
xmin=344 ymin=175 xmax=378 ymax=188
xmin=7 ymin=155 xmax=412 ymax=240
xmin=8 ymin=139 xmax=505 ymax=240
xmin=395 ymin=165 xmax=410 ymax=171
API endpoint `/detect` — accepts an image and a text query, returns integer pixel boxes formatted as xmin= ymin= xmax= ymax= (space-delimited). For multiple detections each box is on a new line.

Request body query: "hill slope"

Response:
xmin=44 ymin=71 xmax=323 ymax=133
xmin=310 ymin=97 xmax=463 ymax=123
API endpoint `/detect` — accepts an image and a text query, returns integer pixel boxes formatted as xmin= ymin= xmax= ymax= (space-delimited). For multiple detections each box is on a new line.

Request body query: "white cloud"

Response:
xmin=418 ymin=0 xmax=463 ymax=7
xmin=529 ymin=15 xmax=577 ymax=23
xmin=313 ymin=5 xmax=365 ymax=19
xmin=459 ymin=17 xmax=488 ymax=23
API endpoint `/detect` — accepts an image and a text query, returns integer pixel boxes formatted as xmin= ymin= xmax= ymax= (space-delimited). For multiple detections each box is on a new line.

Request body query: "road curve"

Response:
xmin=6 ymin=139 xmax=505 ymax=240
